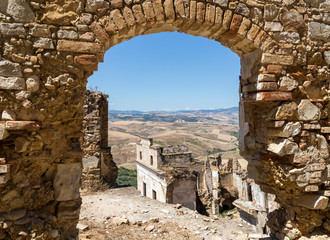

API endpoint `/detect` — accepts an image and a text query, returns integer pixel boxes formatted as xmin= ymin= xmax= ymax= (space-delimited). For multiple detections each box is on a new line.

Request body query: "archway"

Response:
xmin=0 ymin=0 xmax=329 ymax=239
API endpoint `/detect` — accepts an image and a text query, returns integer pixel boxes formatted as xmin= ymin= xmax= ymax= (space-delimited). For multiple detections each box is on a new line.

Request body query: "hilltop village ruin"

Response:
xmin=0 ymin=0 xmax=329 ymax=239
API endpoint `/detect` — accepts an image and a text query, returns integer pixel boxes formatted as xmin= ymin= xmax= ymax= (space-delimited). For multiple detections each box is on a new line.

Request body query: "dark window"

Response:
xmin=143 ymin=182 xmax=146 ymax=197
xmin=150 ymin=155 xmax=153 ymax=165
xmin=139 ymin=151 xmax=142 ymax=160
xmin=152 ymin=190 xmax=157 ymax=200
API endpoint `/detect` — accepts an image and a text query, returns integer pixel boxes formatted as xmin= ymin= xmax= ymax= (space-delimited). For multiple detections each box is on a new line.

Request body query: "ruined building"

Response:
xmin=136 ymin=138 xmax=197 ymax=210
xmin=0 ymin=0 xmax=329 ymax=239
xmin=81 ymin=90 xmax=118 ymax=190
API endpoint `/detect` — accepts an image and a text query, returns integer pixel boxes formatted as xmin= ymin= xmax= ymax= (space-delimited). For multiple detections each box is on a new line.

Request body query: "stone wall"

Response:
xmin=0 ymin=0 xmax=329 ymax=239
xmin=81 ymin=90 xmax=118 ymax=190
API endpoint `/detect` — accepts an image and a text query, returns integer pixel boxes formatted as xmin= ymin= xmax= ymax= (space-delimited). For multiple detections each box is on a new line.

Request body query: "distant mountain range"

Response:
xmin=109 ymin=107 xmax=238 ymax=115
xmin=109 ymin=107 xmax=238 ymax=124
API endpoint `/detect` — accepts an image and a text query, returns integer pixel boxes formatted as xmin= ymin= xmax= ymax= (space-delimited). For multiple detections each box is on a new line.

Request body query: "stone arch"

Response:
xmin=0 ymin=0 xmax=329 ymax=239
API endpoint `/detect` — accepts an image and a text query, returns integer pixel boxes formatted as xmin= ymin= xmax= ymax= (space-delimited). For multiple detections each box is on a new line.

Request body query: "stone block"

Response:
xmin=307 ymin=163 xmax=326 ymax=172
xmin=0 ymin=164 xmax=10 ymax=174
xmin=274 ymin=32 xmax=300 ymax=44
xmin=214 ymin=0 xmax=228 ymax=7
xmin=0 ymin=124 xmax=9 ymax=141
xmin=321 ymin=127 xmax=330 ymax=133
xmin=33 ymin=38 xmax=55 ymax=49
xmin=57 ymin=200 xmax=81 ymax=221
xmin=264 ymin=4 xmax=278 ymax=21
xmin=267 ymin=139 xmax=298 ymax=156
xmin=264 ymin=22 xmax=283 ymax=32
xmin=279 ymin=77 xmax=298 ymax=91
xmin=243 ymin=82 xmax=278 ymax=93
xmin=57 ymin=40 xmax=104 ymax=54
xmin=254 ymin=92 xmax=292 ymax=101
xmin=53 ymin=163 xmax=82 ymax=201
xmin=26 ymin=75 xmax=40 ymax=92
xmin=0 ymin=0 xmax=35 ymax=23
xmin=267 ymin=65 xmax=282 ymax=74
xmin=261 ymin=53 xmax=294 ymax=65
xmin=111 ymin=0 xmax=123 ymax=8
xmin=2 ymin=109 xmax=16 ymax=121
xmin=85 ymin=0 xmax=109 ymax=13
xmin=0 ymin=172 xmax=10 ymax=184
xmin=0 ymin=60 xmax=23 ymax=77
xmin=29 ymin=25 xmax=51 ymax=37
xmin=0 ymin=77 xmax=25 ymax=90
xmin=5 ymin=209 xmax=26 ymax=221
xmin=297 ymin=195 xmax=328 ymax=209
xmin=57 ymin=30 xmax=79 ymax=40
xmin=0 ymin=23 xmax=25 ymax=35
xmin=235 ymin=3 xmax=250 ymax=17
xmin=258 ymin=74 xmax=276 ymax=82
xmin=280 ymin=9 xmax=304 ymax=32
xmin=297 ymin=100 xmax=320 ymax=121
xmin=324 ymin=51 xmax=330 ymax=65
xmin=5 ymin=121 xmax=40 ymax=131
xmin=90 ymin=22 xmax=110 ymax=42
xmin=308 ymin=22 xmax=330 ymax=42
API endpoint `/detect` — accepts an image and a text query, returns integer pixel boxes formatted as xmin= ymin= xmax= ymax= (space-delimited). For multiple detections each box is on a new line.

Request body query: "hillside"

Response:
xmin=108 ymin=108 xmax=240 ymax=168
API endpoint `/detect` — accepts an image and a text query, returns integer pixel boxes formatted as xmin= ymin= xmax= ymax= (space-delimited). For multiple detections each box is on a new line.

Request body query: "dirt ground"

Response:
xmin=78 ymin=187 xmax=261 ymax=240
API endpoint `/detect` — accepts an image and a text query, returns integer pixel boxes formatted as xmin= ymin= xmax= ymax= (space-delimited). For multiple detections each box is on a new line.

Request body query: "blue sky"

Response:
xmin=87 ymin=31 xmax=240 ymax=111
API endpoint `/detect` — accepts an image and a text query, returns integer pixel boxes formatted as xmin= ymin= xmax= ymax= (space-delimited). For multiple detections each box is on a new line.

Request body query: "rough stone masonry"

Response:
xmin=0 ymin=0 xmax=329 ymax=239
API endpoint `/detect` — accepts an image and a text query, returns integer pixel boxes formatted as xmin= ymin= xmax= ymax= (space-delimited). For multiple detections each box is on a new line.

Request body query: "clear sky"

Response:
xmin=87 ymin=31 xmax=240 ymax=111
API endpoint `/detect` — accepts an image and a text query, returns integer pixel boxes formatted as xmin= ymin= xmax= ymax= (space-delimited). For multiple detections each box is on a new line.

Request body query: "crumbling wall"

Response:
xmin=82 ymin=90 xmax=117 ymax=190
xmin=0 ymin=0 xmax=329 ymax=239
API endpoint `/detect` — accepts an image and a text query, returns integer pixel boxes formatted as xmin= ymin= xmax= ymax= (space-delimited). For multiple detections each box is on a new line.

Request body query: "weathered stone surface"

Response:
xmin=0 ymin=23 xmax=26 ymax=36
xmin=29 ymin=25 xmax=51 ymax=37
xmin=0 ymin=0 xmax=35 ymax=23
xmin=270 ymin=122 xmax=301 ymax=137
xmin=53 ymin=163 xmax=82 ymax=201
xmin=267 ymin=139 xmax=298 ymax=156
xmin=265 ymin=22 xmax=283 ymax=32
xmin=26 ymin=75 xmax=40 ymax=92
xmin=274 ymin=32 xmax=300 ymax=44
xmin=264 ymin=4 xmax=278 ymax=21
xmin=303 ymin=0 xmax=326 ymax=8
xmin=2 ymin=109 xmax=16 ymax=121
xmin=308 ymin=22 xmax=330 ymax=42
xmin=33 ymin=38 xmax=54 ymax=49
xmin=235 ymin=3 xmax=250 ymax=17
xmin=0 ymin=124 xmax=10 ymax=140
xmin=57 ymin=30 xmax=79 ymax=40
xmin=0 ymin=164 xmax=9 ymax=174
xmin=240 ymin=50 xmax=261 ymax=81
xmin=6 ymin=121 xmax=40 ymax=131
xmin=15 ymin=137 xmax=30 ymax=152
xmin=0 ymin=60 xmax=23 ymax=77
xmin=261 ymin=53 xmax=294 ymax=65
xmin=297 ymin=195 xmax=329 ymax=209
xmin=0 ymin=77 xmax=25 ymax=90
xmin=111 ymin=0 xmax=124 ymax=8
xmin=89 ymin=22 xmax=110 ymax=42
xmin=258 ymin=74 xmax=276 ymax=82
xmin=280 ymin=9 xmax=304 ymax=32
xmin=57 ymin=40 xmax=104 ymax=54
xmin=5 ymin=209 xmax=26 ymax=221
xmin=214 ymin=0 xmax=228 ymax=7
xmin=324 ymin=51 xmax=330 ymax=65
xmin=297 ymin=100 xmax=321 ymax=121
xmin=275 ymin=102 xmax=297 ymax=120
xmin=279 ymin=77 xmax=298 ymax=91
xmin=112 ymin=217 xmax=129 ymax=225
xmin=86 ymin=0 xmax=109 ymax=13
xmin=254 ymin=92 xmax=292 ymax=101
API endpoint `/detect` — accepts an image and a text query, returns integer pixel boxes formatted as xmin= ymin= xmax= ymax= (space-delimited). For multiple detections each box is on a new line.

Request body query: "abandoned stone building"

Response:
xmin=0 ymin=0 xmax=329 ymax=239
xmin=81 ymin=90 xmax=118 ymax=190
xmin=136 ymin=138 xmax=197 ymax=210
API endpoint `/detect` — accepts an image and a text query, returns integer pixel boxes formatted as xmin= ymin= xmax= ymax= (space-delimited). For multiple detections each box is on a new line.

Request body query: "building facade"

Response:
xmin=136 ymin=138 xmax=197 ymax=210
